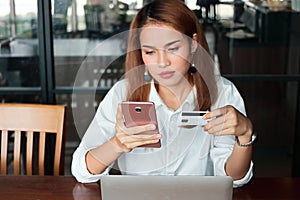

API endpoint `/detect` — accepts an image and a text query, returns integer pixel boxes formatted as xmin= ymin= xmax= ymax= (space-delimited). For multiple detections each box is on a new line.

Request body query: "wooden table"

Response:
xmin=0 ymin=175 xmax=300 ymax=199
xmin=0 ymin=176 xmax=100 ymax=200
xmin=233 ymin=177 xmax=300 ymax=199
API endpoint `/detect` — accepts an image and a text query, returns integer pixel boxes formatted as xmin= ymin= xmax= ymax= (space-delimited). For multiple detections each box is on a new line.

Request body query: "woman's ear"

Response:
xmin=191 ymin=33 xmax=198 ymax=53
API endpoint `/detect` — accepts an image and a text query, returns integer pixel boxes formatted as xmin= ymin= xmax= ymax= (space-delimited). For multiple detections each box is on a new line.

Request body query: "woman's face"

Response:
xmin=139 ymin=24 xmax=192 ymax=88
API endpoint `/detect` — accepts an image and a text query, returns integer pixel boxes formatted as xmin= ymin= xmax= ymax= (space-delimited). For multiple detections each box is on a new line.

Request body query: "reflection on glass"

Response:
xmin=56 ymin=93 xmax=106 ymax=141
xmin=52 ymin=0 xmax=140 ymax=38
xmin=0 ymin=0 xmax=39 ymax=103
xmin=72 ymin=182 xmax=101 ymax=200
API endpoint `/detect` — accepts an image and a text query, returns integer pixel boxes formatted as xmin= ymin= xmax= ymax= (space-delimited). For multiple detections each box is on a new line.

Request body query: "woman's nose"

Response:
xmin=157 ymin=50 xmax=170 ymax=67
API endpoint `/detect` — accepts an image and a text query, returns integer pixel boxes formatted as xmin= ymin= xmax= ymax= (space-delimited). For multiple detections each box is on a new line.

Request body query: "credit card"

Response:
xmin=179 ymin=111 xmax=208 ymax=127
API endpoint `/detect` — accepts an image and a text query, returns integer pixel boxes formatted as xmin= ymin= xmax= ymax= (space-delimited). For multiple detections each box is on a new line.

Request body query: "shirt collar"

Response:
xmin=149 ymin=81 xmax=164 ymax=109
xmin=149 ymin=81 xmax=197 ymax=111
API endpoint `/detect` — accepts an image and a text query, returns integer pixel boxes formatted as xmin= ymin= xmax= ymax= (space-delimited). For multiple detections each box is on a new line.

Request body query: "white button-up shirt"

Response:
xmin=71 ymin=76 xmax=253 ymax=187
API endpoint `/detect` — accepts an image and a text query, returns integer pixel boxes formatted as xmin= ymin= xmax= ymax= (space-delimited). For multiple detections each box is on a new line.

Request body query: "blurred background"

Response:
xmin=0 ymin=0 xmax=299 ymax=177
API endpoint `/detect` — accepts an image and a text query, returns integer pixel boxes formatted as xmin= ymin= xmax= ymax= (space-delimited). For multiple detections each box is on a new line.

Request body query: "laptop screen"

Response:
xmin=101 ymin=175 xmax=233 ymax=200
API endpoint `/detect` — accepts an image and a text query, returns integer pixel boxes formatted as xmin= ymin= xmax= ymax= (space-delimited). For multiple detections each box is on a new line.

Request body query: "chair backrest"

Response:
xmin=0 ymin=104 xmax=65 ymax=176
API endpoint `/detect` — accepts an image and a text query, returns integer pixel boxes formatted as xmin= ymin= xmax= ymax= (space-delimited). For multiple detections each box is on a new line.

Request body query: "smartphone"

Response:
xmin=120 ymin=101 xmax=161 ymax=148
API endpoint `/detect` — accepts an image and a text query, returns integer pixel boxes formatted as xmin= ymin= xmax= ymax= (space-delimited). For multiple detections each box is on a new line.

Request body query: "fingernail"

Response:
xmin=156 ymin=134 xmax=162 ymax=139
xmin=150 ymin=124 xmax=156 ymax=130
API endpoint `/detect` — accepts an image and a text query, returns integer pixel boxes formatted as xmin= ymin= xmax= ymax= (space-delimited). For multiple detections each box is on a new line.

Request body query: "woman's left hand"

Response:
xmin=203 ymin=105 xmax=253 ymax=139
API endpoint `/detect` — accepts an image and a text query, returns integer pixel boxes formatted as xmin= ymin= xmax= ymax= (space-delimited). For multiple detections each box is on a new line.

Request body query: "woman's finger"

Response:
xmin=117 ymin=132 xmax=161 ymax=149
xmin=203 ymin=106 xmax=228 ymax=120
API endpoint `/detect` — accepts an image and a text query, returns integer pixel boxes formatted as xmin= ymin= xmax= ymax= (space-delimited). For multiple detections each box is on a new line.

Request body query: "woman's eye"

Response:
xmin=145 ymin=51 xmax=154 ymax=55
xmin=168 ymin=47 xmax=179 ymax=52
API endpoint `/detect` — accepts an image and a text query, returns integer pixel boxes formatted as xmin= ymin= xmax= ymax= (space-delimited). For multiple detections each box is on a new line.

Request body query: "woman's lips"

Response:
xmin=158 ymin=71 xmax=175 ymax=79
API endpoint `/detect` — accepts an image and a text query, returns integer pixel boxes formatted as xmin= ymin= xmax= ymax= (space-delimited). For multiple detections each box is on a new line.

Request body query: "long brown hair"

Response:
xmin=125 ymin=0 xmax=217 ymax=110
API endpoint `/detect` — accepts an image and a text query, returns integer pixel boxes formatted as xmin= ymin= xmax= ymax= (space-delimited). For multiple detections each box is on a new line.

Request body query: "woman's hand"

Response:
xmin=112 ymin=105 xmax=162 ymax=153
xmin=203 ymin=105 xmax=253 ymax=142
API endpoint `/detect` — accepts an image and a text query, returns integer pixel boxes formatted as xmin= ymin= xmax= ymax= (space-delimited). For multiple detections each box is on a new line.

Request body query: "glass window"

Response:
xmin=215 ymin=1 xmax=300 ymax=75
xmin=213 ymin=2 xmax=300 ymax=176
xmin=0 ymin=0 xmax=39 ymax=103
xmin=52 ymin=0 xmax=130 ymax=152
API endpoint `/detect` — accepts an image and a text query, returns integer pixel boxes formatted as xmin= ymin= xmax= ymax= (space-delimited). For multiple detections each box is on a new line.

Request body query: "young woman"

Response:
xmin=71 ymin=0 xmax=254 ymax=187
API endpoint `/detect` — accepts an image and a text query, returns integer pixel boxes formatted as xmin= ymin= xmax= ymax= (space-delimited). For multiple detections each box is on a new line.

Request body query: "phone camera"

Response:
xmin=135 ymin=107 xmax=142 ymax=113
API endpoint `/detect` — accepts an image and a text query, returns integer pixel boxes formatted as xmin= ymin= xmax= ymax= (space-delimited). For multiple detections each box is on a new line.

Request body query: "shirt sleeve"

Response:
xmin=71 ymin=140 xmax=112 ymax=183
xmin=71 ymin=80 xmax=126 ymax=183
xmin=210 ymin=77 xmax=254 ymax=187
xmin=210 ymin=136 xmax=254 ymax=188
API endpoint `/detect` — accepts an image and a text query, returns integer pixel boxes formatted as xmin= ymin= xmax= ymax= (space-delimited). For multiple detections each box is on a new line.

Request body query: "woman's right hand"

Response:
xmin=113 ymin=104 xmax=162 ymax=152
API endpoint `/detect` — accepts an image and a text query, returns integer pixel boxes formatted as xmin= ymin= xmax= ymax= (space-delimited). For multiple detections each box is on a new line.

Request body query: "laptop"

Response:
xmin=100 ymin=175 xmax=233 ymax=200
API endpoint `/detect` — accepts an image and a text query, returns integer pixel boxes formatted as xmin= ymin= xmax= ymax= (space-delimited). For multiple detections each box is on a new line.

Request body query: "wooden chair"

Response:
xmin=0 ymin=104 xmax=65 ymax=175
